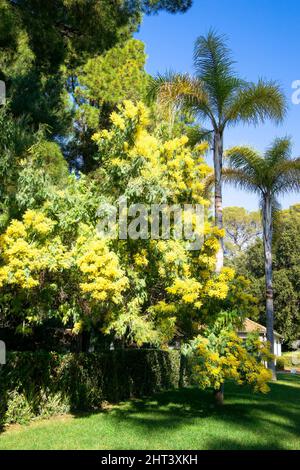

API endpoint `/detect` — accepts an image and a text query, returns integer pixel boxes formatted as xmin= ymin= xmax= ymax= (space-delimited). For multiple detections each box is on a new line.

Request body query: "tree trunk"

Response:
xmin=213 ymin=131 xmax=224 ymax=273
xmin=214 ymin=383 xmax=224 ymax=405
xmin=262 ymin=196 xmax=276 ymax=380
xmin=179 ymin=354 xmax=186 ymax=388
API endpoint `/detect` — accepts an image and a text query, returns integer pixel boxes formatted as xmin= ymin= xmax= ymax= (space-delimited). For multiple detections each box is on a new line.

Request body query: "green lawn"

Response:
xmin=0 ymin=374 xmax=299 ymax=450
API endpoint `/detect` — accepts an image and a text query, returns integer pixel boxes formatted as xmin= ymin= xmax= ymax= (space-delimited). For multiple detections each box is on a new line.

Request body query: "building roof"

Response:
xmin=239 ymin=318 xmax=282 ymax=339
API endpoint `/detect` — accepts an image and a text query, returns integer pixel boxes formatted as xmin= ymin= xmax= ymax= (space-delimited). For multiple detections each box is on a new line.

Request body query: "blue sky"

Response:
xmin=135 ymin=0 xmax=300 ymax=211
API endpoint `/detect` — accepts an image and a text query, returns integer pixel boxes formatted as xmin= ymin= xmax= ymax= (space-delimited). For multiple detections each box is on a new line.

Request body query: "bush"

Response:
xmin=0 ymin=349 xmax=186 ymax=426
xmin=276 ymin=357 xmax=285 ymax=371
xmin=282 ymin=351 xmax=300 ymax=368
xmin=37 ymin=390 xmax=71 ymax=418
xmin=4 ymin=390 xmax=34 ymax=425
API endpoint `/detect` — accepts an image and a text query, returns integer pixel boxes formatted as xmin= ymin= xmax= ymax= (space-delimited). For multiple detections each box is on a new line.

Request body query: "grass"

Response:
xmin=0 ymin=373 xmax=299 ymax=450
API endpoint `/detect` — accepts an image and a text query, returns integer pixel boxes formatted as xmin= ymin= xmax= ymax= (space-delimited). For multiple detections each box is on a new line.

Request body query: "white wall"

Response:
xmin=274 ymin=339 xmax=282 ymax=357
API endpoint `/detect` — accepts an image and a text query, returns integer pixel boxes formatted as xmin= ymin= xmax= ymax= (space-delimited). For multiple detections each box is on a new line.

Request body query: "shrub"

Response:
xmin=276 ymin=357 xmax=285 ymax=371
xmin=0 ymin=349 xmax=185 ymax=426
xmin=4 ymin=390 xmax=34 ymax=425
xmin=37 ymin=390 xmax=71 ymax=418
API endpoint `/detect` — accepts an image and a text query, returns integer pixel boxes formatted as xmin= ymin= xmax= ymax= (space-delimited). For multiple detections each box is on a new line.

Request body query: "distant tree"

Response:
xmin=223 ymin=206 xmax=261 ymax=257
xmin=224 ymin=139 xmax=300 ymax=378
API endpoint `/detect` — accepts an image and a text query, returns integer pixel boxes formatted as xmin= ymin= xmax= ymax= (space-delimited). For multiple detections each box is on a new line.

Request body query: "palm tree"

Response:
xmin=148 ymin=30 xmax=286 ymax=272
xmin=224 ymin=138 xmax=300 ymax=378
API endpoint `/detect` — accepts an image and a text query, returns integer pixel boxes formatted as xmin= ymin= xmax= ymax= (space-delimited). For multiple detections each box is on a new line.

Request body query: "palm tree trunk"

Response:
xmin=213 ymin=131 xmax=224 ymax=273
xmin=262 ymin=196 xmax=276 ymax=380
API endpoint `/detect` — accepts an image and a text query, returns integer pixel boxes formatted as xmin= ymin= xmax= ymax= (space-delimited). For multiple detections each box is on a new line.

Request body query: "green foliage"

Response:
xmin=1 ymin=0 xmax=191 ymax=143
xmin=3 ymin=390 xmax=35 ymax=425
xmin=276 ymin=357 xmax=285 ymax=371
xmin=77 ymin=39 xmax=148 ymax=110
xmin=0 ymin=349 xmax=184 ymax=426
xmin=143 ymin=0 xmax=192 ymax=14
xmin=69 ymin=39 xmax=149 ymax=172
xmin=16 ymin=139 xmax=69 ymax=211
xmin=0 ymin=112 xmax=69 ymax=230
xmin=4 ymin=1 xmax=140 ymax=69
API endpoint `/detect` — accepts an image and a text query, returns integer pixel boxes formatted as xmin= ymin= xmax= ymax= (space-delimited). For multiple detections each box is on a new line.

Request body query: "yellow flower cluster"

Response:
xmin=0 ymin=212 xmax=128 ymax=310
xmin=93 ymin=100 xmax=212 ymax=206
xmin=155 ymin=239 xmax=190 ymax=278
xmin=76 ymin=236 xmax=128 ymax=303
xmin=192 ymin=331 xmax=273 ymax=393
xmin=131 ymin=130 xmax=160 ymax=160
xmin=195 ymin=142 xmax=210 ymax=153
xmin=134 ymin=249 xmax=149 ymax=268
xmin=163 ymin=135 xmax=189 ymax=153
xmin=149 ymin=300 xmax=177 ymax=315
xmin=167 ymin=278 xmax=203 ymax=308
xmin=0 ymin=211 xmax=70 ymax=289
xmin=121 ymin=100 xmax=149 ymax=125
xmin=92 ymin=129 xmax=112 ymax=142
xmin=110 ymin=111 xmax=126 ymax=130
xmin=147 ymin=300 xmax=178 ymax=346
xmin=72 ymin=320 xmax=84 ymax=335
xmin=204 ymin=267 xmax=235 ymax=300
xmin=23 ymin=210 xmax=55 ymax=234
xmin=96 ymin=100 xmax=150 ymax=134
xmin=161 ymin=136 xmax=212 ymax=204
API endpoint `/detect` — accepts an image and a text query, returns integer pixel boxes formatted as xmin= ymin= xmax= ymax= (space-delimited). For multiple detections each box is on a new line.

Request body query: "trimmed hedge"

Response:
xmin=0 ymin=349 xmax=187 ymax=426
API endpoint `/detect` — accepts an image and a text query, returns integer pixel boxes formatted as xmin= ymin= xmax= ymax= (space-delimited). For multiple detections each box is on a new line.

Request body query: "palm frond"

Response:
xmin=147 ymin=71 xmax=181 ymax=103
xmin=147 ymin=71 xmax=213 ymax=126
xmin=225 ymin=146 xmax=265 ymax=185
xmin=225 ymin=138 xmax=300 ymax=228
xmin=273 ymin=158 xmax=300 ymax=195
xmin=147 ymin=72 xmax=205 ymax=105
xmin=203 ymin=172 xmax=215 ymax=198
xmin=222 ymin=168 xmax=261 ymax=194
xmin=194 ymin=30 xmax=243 ymax=118
xmin=185 ymin=125 xmax=214 ymax=147
xmin=224 ymin=79 xmax=287 ymax=126
xmin=194 ymin=29 xmax=236 ymax=82
xmin=265 ymin=137 xmax=291 ymax=165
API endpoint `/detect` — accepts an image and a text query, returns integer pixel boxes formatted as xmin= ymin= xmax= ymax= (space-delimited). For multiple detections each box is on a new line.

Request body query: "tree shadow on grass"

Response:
xmin=93 ymin=375 xmax=300 ymax=450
